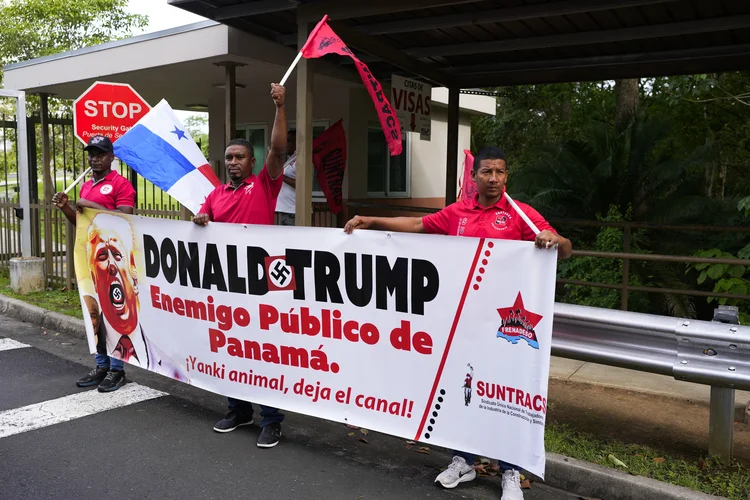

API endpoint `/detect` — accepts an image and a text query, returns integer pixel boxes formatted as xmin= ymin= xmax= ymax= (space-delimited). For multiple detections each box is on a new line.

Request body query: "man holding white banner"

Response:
xmin=193 ymin=83 xmax=288 ymax=448
xmin=51 ymin=135 xmax=136 ymax=392
xmin=344 ymin=146 xmax=572 ymax=500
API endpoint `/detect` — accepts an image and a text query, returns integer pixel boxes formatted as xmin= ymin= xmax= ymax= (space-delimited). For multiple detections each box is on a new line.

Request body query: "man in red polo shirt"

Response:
xmin=51 ymin=135 xmax=135 ymax=393
xmin=192 ymin=83 xmax=288 ymax=449
xmin=344 ymin=146 xmax=572 ymax=500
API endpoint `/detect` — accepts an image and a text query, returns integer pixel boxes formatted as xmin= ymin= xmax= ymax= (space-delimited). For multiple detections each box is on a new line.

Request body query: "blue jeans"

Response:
xmin=94 ymin=353 xmax=124 ymax=371
xmin=454 ymin=450 xmax=518 ymax=472
xmin=228 ymin=398 xmax=284 ymax=428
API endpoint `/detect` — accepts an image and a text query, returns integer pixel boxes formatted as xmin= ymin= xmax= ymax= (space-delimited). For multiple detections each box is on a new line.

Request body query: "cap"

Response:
xmin=83 ymin=135 xmax=113 ymax=153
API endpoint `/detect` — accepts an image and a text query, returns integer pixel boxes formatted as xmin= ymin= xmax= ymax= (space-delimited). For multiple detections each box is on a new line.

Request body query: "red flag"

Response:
xmin=459 ymin=150 xmax=477 ymax=202
xmin=313 ymin=120 xmax=347 ymax=214
xmin=301 ymin=15 xmax=402 ymax=156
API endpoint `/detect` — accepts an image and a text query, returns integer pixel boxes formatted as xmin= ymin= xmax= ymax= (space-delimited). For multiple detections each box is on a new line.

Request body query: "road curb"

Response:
xmin=0 ymin=293 xmax=727 ymax=500
xmin=544 ymin=453 xmax=724 ymax=499
xmin=0 ymin=294 xmax=85 ymax=339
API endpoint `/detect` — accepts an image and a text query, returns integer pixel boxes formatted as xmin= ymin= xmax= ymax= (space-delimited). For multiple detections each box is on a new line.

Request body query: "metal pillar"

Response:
xmin=214 ymin=62 xmax=242 ymax=184
xmin=709 ymin=386 xmax=735 ymax=463
xmin=295 ymin=18 xmax=314 ymax=227
xmin=1 ymin=90 xmax=31 ymax=257
xmin=40 ymin=94 xmax=53 ymax=276
xmin=708 ymin=305 xmax=740 ymax=463
xmin=444 ymin=86 xmax=460 ymax=206
xmin=224 ymin=64 xmax=237 ymax=143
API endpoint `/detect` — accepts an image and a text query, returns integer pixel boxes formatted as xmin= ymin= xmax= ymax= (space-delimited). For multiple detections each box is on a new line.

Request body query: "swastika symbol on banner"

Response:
xmin=269 ymin=259 xmax=291 ymax=287
xmin=112 ymin=288 xmax=122 ymax=301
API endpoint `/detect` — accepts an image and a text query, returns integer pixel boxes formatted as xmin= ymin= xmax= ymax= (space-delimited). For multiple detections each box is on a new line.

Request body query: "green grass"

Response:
xmin=0 ymin=267 xmax=82 ymax=319
xmin=546 ymin=421 xmax=750 ymax=499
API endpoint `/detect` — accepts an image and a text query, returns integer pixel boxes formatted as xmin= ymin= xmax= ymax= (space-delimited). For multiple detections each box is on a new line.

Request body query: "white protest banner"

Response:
xmin=74 ymin=210 xmax=557 ymax=476
xmin=391 ymin=75 xmax=432 ymax=140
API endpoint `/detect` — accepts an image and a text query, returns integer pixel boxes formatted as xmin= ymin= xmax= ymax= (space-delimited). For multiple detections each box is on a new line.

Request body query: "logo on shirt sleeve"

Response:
xmin=265 ymin=256 xmax=296 ymax=292
xmin=99 ymin=184 xmax=113 ymax=195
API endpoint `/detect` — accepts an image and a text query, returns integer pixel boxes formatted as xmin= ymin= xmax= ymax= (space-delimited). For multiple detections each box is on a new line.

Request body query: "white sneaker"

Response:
xmin=434 ymin=456 xmax=477 ymax=488
xmin=501 ymin=469 xmax=524 ymax=500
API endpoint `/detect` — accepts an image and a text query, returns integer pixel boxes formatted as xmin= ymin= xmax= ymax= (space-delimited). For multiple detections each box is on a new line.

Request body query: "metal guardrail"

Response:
xmin=346 ymin=202 xmax=750 ymax=306
xmin=552 ymin=303 xmax=747 ymax=462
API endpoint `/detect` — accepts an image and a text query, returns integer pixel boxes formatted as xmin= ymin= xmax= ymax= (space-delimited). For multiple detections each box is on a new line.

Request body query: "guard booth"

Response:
xmin=2 ymin=19 xmax=493 ymax=286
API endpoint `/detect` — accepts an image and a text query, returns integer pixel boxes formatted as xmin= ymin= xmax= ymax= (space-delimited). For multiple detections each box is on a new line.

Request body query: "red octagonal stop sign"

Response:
xmin=73 ymin=81 xmax=150 ymax=145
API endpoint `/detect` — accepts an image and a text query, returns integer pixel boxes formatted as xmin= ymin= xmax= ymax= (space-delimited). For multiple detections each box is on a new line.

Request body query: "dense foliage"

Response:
xmin=473 ymin=75 xmax=750 ymax=320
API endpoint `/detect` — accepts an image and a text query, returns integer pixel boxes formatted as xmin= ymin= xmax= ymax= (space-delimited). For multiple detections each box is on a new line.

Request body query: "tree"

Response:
xmin=614 ymin=79 xmax=640 ymax=132
xmin=0 ymin=0 xmax=148 ymax=87
xmin=514 ymin=113 xmax=738 ymax=317
xmin=183 ymin=114 xmax=209 ymax=158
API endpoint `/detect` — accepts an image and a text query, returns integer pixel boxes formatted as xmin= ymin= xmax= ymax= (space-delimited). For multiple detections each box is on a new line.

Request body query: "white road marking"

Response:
xmin=0 ymin=338 xmax=30 ymax=352
xmin=0 ymin=383 xmax=167 ymax=439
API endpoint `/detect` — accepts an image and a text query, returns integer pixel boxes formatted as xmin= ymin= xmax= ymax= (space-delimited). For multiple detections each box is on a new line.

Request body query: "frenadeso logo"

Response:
xmin=264 ymin=256 xmax=296 ymax=292
xmin=496 ymin=292 xmax=542 ymax=349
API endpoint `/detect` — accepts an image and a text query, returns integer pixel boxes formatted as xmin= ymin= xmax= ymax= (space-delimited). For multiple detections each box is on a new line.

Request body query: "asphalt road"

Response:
xmin=0 ymin=315 xmax=581 ymax=500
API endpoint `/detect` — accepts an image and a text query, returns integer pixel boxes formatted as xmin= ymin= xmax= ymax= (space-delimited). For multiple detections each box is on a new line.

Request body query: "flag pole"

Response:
xmin=280 ymin=51 xmax=304 ymax=86
xmin=63 ymin=167 xmax=91 ymax=194
xmin=503 ymin=191 xmax=541 ymax=236
xmin=278 ymin=14 xmax=329 ymax=86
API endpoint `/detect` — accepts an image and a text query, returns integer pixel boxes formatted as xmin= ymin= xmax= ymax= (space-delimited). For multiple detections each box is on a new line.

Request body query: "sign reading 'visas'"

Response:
xmin=74 ymin=210 xmax=557 ymax=476
xmin=391 ymin=75 xmax=432 ymax=141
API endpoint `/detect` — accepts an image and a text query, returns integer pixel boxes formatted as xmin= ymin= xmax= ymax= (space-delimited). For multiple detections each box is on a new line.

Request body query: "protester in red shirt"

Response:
xmin=193 ymin=83 xmax=288 ymax=448
xmin=51 ymin=135 xmax=135 ymax=393
xmin=344 ymin=146 xmax=572 ymax=500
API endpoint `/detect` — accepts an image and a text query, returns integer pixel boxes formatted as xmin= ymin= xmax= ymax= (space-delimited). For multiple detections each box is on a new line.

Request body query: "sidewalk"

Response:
xmin=549 ymin=357 xmax=750 ymax=461
xmin=552 ymin=357 xmax=750 ymax=408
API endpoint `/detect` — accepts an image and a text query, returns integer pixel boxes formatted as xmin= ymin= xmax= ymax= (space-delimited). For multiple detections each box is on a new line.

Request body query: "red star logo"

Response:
xmin=497 ymin=292 xmax=543 ymax=330
xmin=496 ymin=292 xmax=543 ymax=349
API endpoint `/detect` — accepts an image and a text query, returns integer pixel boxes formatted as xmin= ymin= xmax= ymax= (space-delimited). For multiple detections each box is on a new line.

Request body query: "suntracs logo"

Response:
xmin=318 ymin=36 xmax=339 ymax=50
xmin=496 ymin=292 xmax=542 ymax=349
xmin=492 ymin=210 xmax=512 ymax=231
xmin=99 ymin=185 xmax=113 ymax=195
xmin=462 ymin=363 xmax=474 ymax=406
xmin=318 ymin=36 xmax=352 ymax=54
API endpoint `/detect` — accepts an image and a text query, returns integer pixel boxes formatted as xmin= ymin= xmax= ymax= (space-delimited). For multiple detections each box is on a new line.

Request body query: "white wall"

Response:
xmin=409 ymin=106 xmax=473 ymax=200
xmin=209 ymin=85 xmax=488 ymax=201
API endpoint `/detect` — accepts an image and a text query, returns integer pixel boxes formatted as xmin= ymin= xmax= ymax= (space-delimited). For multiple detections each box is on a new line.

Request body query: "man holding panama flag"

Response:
xmin=113 ymin=100 xmax=221 ymax=214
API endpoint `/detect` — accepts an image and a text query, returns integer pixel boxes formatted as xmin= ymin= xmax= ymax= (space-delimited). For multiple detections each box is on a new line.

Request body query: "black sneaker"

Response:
xmin=213 ymin=411 xmax=254 ymax=433
xmin=257 ymin=422 xmax=281 ymax=448
xmin=76 ymin=366 xmax=109 ymax=387
xmin=97 ymin=370 xmax=126 ymax=393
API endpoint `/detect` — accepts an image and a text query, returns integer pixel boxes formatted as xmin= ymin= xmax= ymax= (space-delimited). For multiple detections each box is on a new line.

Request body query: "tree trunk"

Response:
xmin=615 ymin=79 xmax=639 ymax=132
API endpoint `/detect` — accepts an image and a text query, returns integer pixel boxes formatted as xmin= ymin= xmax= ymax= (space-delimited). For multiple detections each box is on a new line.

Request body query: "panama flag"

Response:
xmin=113 ymin=99 xmax=220 ymax=214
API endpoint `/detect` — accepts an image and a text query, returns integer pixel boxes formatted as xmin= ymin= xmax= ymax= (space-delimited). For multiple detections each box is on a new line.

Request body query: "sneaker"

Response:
xmin=97 ymin=370 xmax=126 ymax=393
xmin=501 ymin=469 xmax=524 ymax=500
xmin=213 ymin=411 xmax=253 ymax=433
xmin=257 ymin=422 xmax=281 ymax=448
xmin=434 ymin=456 xmax=476 ymax=489
xmin=76 ymin=366 xmax=109 ymax=387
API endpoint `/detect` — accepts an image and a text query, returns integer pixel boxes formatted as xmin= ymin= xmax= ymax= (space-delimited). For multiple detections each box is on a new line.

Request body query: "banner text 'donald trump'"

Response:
xmin=74 ymin=209 xmax=557 ymax=476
